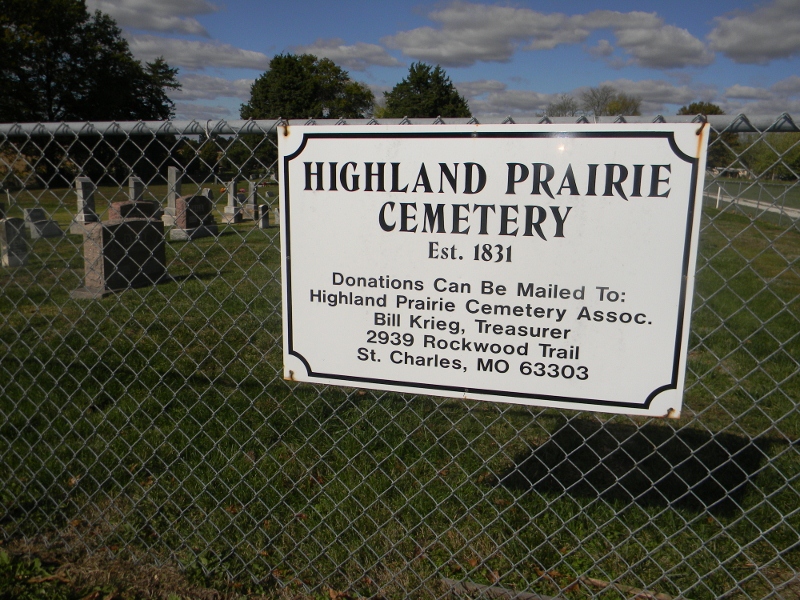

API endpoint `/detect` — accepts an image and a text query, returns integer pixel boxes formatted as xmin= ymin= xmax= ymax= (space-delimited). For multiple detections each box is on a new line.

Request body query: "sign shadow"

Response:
xmin=498 ymin=418 xmax=778 ymax=516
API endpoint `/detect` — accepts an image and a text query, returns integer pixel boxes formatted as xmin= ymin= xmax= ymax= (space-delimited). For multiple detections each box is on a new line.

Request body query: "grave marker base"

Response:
xmin=169 ymin=223 xmax=219 ymax=241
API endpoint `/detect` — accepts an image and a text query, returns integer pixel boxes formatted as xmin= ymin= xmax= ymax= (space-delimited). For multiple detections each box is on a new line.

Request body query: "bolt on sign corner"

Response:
xmin=279 ymin=123 xmax=709 ymax=418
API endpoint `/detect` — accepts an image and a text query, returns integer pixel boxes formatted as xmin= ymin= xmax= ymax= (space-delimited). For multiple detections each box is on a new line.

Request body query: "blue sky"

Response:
xmin=86 ymin=0 xmax=800 ymax=120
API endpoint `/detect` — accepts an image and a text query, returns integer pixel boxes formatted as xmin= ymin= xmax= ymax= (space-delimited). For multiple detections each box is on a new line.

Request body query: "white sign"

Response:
xmin=280 ymin=124 xmax=708 ymax=418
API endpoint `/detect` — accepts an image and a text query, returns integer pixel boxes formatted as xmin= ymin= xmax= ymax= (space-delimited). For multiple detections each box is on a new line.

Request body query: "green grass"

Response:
xmin=1 ymin=193 xmax=799 ymax=599
xmin=710 ymin=176 xmax=800 ymax=210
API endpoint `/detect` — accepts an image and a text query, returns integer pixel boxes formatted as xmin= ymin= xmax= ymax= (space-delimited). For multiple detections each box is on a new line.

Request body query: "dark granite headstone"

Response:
xmin=108 ymin=200 xmax=161 ymax=221
xmin=1 ymin=218 xmax=30 ymax=267
xmin=258 ymin=204 xmax=270 ymax=229
xmin=70 ymin=177 xmax=99 ymax=234
xmin=24 ymin=207 xmax=64 ymax=239
xmin=169 ymin=190 xmax=219 ymax=241
xmin=72 ymin=219 xmax=167 ymax=298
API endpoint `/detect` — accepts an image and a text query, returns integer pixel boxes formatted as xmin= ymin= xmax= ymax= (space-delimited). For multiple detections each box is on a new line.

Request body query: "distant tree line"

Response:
xmin=542 ymin=86 xmax=642 ymax=118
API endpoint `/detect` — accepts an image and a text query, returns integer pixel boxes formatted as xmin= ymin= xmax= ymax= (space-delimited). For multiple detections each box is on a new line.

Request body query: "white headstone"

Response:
xmin=129 ymin=177 xmax=145 ymax=202
xmin=223 ymin=180 xmax=242 ymax=223
xmin=70 ymin=177 xmax=99 ymax=234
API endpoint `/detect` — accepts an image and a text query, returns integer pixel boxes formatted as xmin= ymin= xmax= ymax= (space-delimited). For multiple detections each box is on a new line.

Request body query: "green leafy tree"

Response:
xmin=0 ymin=0 xmax=180 ymax=122
xmin=240 ymin=54 xmax=374 ymax=120
xmin=606 ymin=92 xmax=641 ymax=116
xmin=740 ymin=132 xmax=800 ymax=180
xmin=678 ymin=102 xmax=737 ymax=169
xmin=382 ymin=62 xmax=471 ymax=119
xmin=678 ymin=102 xmax=725 ymax=117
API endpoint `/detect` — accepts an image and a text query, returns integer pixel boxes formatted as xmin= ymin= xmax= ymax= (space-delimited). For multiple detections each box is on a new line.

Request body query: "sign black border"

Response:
xmin=282 ymin=129 xmax=700 ymax=410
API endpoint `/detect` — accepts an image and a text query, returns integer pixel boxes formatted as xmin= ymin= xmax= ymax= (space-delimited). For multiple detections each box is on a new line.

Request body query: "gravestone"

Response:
xmin=241 ymin=180 xmax=259 ymax=220
xmin=258 ymin=204 xmax=270 ymax=229
xmin=72 ymin=219 xmax=167 ymax=298
xmin=129 ymin=176 xmax=145 ymax=202
xmin=163 ymin=167 xmax=182 ymax=226
xmin=72 ymin=184 xmax=168 ymax=298
xmin=23 ymin=207 xmax=64 ymax=239
xmin=222 ymin=180 xmax=242 ymax=224
xmin=169 ymin=189 xmax=219 ymax=241
xmin=70 ymin=177 xmax=99 ymax=234
xmin=108 ymin=199 xmax=161 ymax=221
xmin=0 ymin=218 xmax=30 ymax=267
xmin=107 ymin=177 xmax=161 ymax=221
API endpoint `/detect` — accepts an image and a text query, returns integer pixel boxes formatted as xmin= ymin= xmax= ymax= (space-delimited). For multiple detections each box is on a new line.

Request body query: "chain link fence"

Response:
xmin=0 ymin=114 xmax=798 ymax=599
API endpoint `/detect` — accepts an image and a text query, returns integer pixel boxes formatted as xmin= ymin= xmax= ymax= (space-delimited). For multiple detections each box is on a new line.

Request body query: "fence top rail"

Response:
xmin=0 ymin=113 xmax=796 ymax=136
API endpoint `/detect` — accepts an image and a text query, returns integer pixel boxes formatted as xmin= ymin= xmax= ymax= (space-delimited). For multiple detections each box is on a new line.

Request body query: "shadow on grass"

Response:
xmin=499 ymin=418 xmax=781 ymax=516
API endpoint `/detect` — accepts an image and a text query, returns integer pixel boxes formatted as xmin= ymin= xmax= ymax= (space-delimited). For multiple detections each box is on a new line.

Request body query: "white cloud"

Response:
xmin=129 ymin=35 xmax=271 ymax=70
xmin=591 ymin=78 xmax=702 ymax=113
xmin=718 ymin=75 xmax=800 ymax=114
xmin=590 ymin=12 xmax=713 ymax=69
xmin=720 ymin=97 xmax=800 ymax=116
xmin=173 ymin=102 xmax=234 ymax=121
xmin=175 ymin=75 xmax=253 ymax=101
xmin=382 ymin=2 xmax=711 ymax=70
xmin=709 ymin=0 xmax=800 ymax=64
xmin=455 ymin=79 xmax=508 ymax=99
xmin=293 ymin=39 xmax=402 ymax=70
xmin=771 ymin=76 xmax=800 ymax=96
xmin=469 ymin=89 xmax=555 ymax=117
xmin=382 ymin=2 xmax=588 ymax=67
xmin=589 ymin=39 xmax=614 ymax=58
xmin=86 ymin=0 xmax=217 ymax=36
xmin=725 ymin=85 xmax=773 ymax=100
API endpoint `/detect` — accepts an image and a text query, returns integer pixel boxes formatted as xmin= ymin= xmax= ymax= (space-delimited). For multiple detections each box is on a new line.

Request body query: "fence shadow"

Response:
xmin=498 ymin=419 xmax=778 ymax=516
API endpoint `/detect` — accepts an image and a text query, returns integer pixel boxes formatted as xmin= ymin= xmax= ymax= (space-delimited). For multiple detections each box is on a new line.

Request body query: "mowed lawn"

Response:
xmin=1 ymin=186 xmax=799 ymax=599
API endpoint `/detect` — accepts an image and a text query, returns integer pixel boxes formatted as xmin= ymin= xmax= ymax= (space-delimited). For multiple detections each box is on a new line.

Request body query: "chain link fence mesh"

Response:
xmin=1 ymin=115 xmax=798 ymax=599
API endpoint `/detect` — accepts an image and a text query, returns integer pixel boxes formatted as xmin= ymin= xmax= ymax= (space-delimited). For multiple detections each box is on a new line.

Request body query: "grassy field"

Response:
xmin=710 ymin=177 xmax=800 ymax=210
xmin=1 ymin=186 xmax=799 ymax=599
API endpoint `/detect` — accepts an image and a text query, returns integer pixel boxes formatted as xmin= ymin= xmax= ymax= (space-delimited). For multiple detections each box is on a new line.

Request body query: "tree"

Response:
xmin=0 ymin=0 xmax=180 ymax=122
xmin=678 ymin=102 xmax=737 ymax=169
xmin=678 ymin=102 xmax=725 ymax=117
xmin=606 ymin=92 xmax=641 ymax=116
xmin=382 ymin=62 xmax=471 ymax=119
xmin=580 ymin=85 xmax=616 ymax=117
xmin=544 ymin=94 xmax=579 ymax=117
xmin=240 ymin=54 xmax=374 ymax=120
xmin=580 ymin=86 xmax=641 ymax=117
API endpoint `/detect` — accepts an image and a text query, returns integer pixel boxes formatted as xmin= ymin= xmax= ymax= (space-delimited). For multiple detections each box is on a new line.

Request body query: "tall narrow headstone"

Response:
xmin=23 ymin=208 xmax=64 ymax=239
xmin=129 ymin=176 xmax=145 ymax=202
xmin=70 ymin=177 xmax=99 ymax=234
xmin=0 ymin=218 xmax=30 ymax=267
xmin=163 ymin=166 xmax=182 ymax=226
xmin=222 ymin=179 xmax=242 ymax=223
xmin=241 ymin=180 xmax=258 ymax=220
xmin=167 ymin=167 xmax=181 ymax=210
xmin=258 ymin=204 xmax=270 ymax=229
